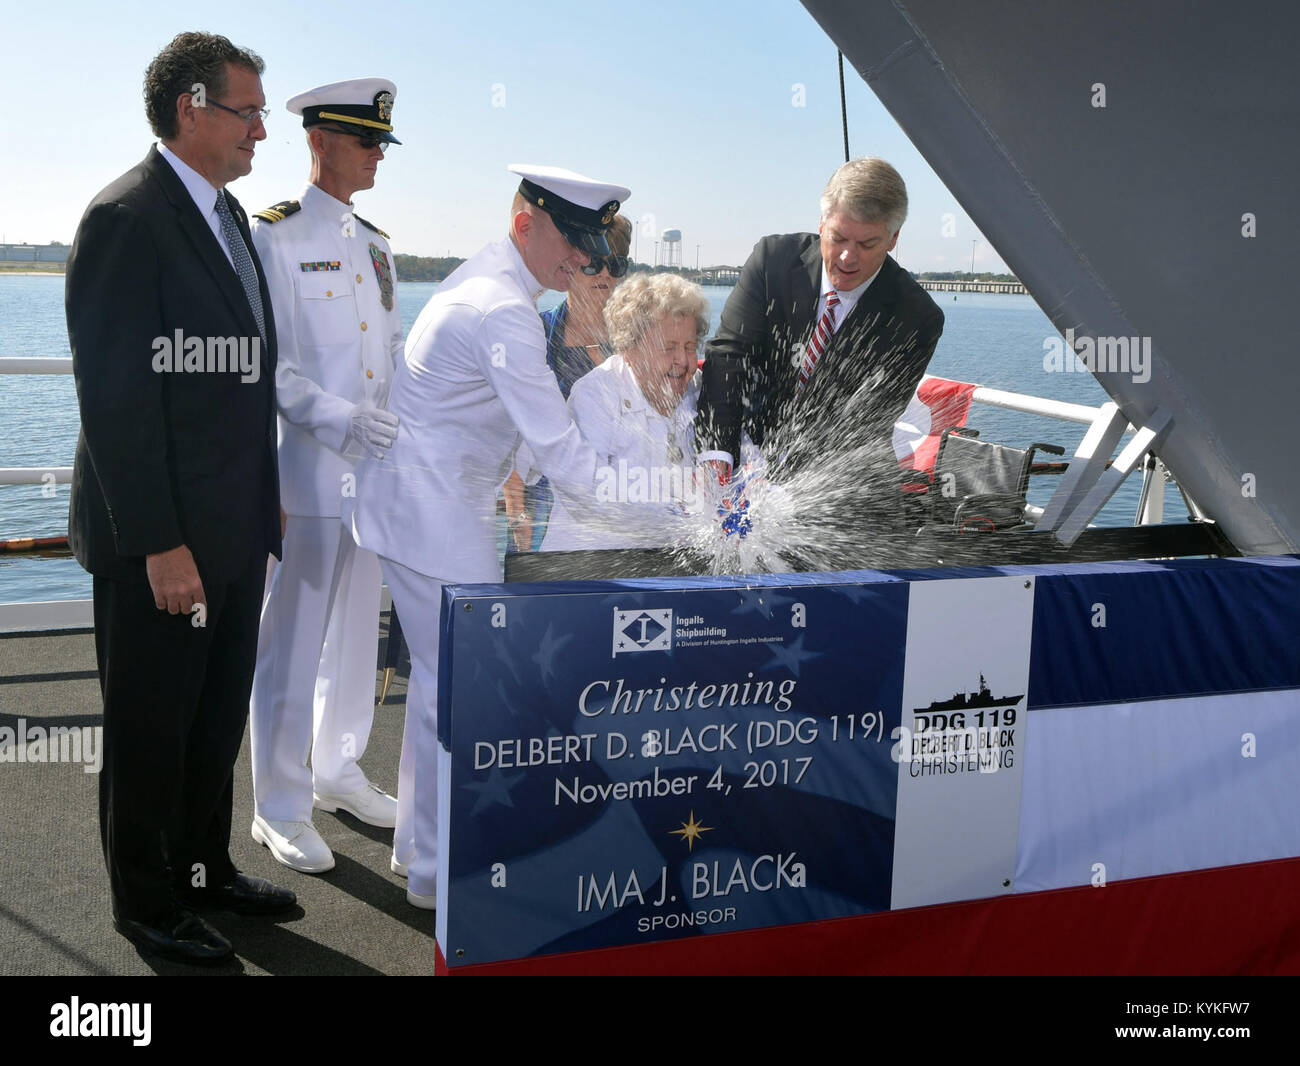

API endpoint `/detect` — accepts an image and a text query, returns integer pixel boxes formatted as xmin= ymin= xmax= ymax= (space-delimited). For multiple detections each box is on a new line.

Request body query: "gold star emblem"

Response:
xmin=669 ymin=810 xmax=713 ymax=851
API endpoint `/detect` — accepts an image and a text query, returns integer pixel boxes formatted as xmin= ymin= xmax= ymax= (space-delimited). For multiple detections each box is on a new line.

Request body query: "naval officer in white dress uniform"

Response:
xmin=349 ymin=164 xmax=640 ymax=907
xmin=248 ymin=79 xmax=404 ymax=873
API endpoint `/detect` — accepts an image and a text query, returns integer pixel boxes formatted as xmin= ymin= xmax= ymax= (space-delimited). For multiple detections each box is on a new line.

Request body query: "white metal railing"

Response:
xmin=1 ymin=357 xmax=75 ymax=485
xmin=0 ymin=361 xmax=1168 ymax=487
xmin=966 ymin=383 xmax=1132 ymax=428
xmin=0 ymin=467 xmax=73 ymax=484
xmin=0 ymin=350 xmax=391 ymax=630
xmin=1 ymin=357 xmax=80 ymax=630
xmin=0 ymin=599 xmax=93 ymax=632
xmin=0 ymin=357 xmax=73 ymax=374
xmin=2 ymin=368 xmax=1122 ymax=486
xmin=0 ymin=362 xmax=1162 ymax=493
xmin=0 ymin=584 xmax=392 ymax=635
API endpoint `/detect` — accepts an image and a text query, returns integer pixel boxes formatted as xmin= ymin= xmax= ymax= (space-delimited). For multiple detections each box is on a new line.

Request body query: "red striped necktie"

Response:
xmin=796 ymin=289 xmax=839 ymax=397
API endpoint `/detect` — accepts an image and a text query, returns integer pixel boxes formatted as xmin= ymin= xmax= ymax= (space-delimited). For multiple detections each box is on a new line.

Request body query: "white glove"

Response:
xmin=347 ymin=403 xmax=400 ymax=459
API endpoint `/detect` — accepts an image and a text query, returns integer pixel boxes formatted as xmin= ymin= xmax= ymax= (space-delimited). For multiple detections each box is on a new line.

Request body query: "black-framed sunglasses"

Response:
xmin=319 ymin=126 xmax=390 ymax=153
xmin=581 ymin=254 xmax=630 ymax=278
xmin=205 ymin=99 xmax=271 ymax=126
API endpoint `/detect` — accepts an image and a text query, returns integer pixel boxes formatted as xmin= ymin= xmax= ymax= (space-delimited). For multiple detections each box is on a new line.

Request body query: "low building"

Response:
xmin=0 ymin=243 xmax=69 ymax=264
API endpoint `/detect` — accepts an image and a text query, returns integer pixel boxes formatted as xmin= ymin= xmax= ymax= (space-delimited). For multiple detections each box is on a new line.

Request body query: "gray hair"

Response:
xmin=819 ymin=157 xmax=908 ymax=234
xmin=603 ymin=274 xmax=710 ymax=354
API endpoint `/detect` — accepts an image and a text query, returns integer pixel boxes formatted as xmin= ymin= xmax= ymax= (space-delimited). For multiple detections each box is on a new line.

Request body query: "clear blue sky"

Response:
xmin=0 ymin=0 xmax=1007 ymax=272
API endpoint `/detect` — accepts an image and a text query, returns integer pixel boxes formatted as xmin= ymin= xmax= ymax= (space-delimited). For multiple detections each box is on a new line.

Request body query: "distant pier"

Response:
xmin=692 ymin=269 xmax=741 ymax=287
xmin=919 ymin=278 xmax=1026 ymax=294
xmin=690 ymin=273 xmax=1028 ymax=294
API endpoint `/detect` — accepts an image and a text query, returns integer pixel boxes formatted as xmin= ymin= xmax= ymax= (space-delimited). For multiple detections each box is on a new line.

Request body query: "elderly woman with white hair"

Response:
xmin=541 ymin=273 xmax=712 ymax=551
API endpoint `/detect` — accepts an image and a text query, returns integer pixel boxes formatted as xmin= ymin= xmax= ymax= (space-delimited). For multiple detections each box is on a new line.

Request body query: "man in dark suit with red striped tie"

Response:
xmin=696 ymin=158 xmax=943 ymax=528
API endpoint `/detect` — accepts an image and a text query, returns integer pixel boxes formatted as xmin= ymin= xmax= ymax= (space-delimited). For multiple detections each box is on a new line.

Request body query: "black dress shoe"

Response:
xmin=114 ymin=910 xmax=233 ymax=966
xmin=179 ymin=872 xmax=297 ymax=916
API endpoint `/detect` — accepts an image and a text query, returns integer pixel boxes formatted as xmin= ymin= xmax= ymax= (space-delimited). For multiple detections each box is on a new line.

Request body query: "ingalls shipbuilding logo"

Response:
xmin=613 ymin=608 xmax=673 ymax=656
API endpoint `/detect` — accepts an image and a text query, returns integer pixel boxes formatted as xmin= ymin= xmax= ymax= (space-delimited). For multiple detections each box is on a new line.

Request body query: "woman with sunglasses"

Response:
xmin=502 ymin=214 xmax=633 ymax=551
xmin=541 ymin=214 xmax=634 ymax=396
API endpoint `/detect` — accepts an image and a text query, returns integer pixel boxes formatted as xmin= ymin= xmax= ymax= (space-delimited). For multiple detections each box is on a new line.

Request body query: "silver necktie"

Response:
xmin=214 ymin=190 xmax=267 ymax=345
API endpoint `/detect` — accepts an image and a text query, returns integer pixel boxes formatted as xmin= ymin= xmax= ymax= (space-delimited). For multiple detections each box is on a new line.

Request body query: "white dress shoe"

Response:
xmin=390 ymin=855 xmax=408 ymax=878
xmin=406 ymin=886 xmax=437 ymax=910
xmin=313 ymin=782 xmax=398 ymax=828
xmin=252 ymin=815 xmax=336 ymax=873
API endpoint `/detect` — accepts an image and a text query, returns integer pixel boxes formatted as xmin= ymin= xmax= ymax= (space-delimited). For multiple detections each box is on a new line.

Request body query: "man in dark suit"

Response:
xmin=696 ymin=158 xmax=943 ymax=548
xmin=66 ymin=31 xmax=294 ymax=965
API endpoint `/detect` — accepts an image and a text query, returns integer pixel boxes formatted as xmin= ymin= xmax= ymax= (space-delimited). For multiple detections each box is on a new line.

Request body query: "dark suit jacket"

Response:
xmin=697 ymin=233 xmax=943 ymax=479
xmin=66 ymin=146 xmax=282 ymax=583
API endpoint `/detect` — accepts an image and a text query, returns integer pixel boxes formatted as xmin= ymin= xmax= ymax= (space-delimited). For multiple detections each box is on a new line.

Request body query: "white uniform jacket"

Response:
xmin=350 ymin=238 xmax=602 ymax=581
xmin=543 ymin=358 xmax=701 ymax=551
xmin=252 ymin=184 xmax=402 ymax=517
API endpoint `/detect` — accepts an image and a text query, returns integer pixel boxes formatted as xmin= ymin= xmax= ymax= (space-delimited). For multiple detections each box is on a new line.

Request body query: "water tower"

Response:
xmin=660 ymin=228 xmax=682 ymax=268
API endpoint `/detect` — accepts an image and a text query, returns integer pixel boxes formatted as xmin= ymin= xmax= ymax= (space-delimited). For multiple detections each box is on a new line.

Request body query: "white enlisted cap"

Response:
xmin=286 ymin=77 xmax=401 ymax=144
xmin=508 ymin=163 xmax=630 ymax=256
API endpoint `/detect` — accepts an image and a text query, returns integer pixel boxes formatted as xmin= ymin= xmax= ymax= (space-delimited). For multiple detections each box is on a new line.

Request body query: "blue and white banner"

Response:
xmin=433 ymin=556 xmax=1300 ymax=968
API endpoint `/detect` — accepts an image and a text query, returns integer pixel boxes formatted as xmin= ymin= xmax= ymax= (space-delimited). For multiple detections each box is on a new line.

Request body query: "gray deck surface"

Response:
xmin=0 ymin=614 xmax=437 ymax=975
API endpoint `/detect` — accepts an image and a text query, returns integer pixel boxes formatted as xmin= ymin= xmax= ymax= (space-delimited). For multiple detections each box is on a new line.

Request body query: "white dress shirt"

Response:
xmin=817 ymin=260 xmax=882 ymax=333
xmin=158 ymin=142 xmax=234 ymax=270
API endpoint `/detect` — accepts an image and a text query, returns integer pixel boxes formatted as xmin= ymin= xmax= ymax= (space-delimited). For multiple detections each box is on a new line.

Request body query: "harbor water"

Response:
xmin=0 ymin=273 xmax=1139 ymax=604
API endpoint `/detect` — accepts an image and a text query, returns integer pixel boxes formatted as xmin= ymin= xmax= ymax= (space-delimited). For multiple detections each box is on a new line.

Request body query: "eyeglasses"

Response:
xmin=319 ymin=126 xmax=390 ymax=153
xmin=204 ymin=99 xmax=271 ymax=126
xmin=581 ymin=254 xmax=630 ymax=278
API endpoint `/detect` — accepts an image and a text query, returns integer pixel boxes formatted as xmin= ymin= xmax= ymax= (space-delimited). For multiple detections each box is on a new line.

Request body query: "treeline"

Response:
xmin=391 ymin=258 xmax=1017 ymax=284
xmin=393 ymin=254 xmax=465 ymax=282
xmin=631 ymin=264 xmax=744 ymax=276
xmin=391 ymin=257 xmax=741 ymax=282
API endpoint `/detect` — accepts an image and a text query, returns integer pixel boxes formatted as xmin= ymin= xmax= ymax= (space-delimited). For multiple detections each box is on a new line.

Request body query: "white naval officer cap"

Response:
xmin=508 ymin=163 xmax=630 ymax=256
xmin=286 ymin=77 xmax=400 ymax=144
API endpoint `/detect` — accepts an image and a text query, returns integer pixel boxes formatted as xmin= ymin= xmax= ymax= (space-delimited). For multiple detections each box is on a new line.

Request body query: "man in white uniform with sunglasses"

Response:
xmin=248 ymin=78 xmax=404 ymax=874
